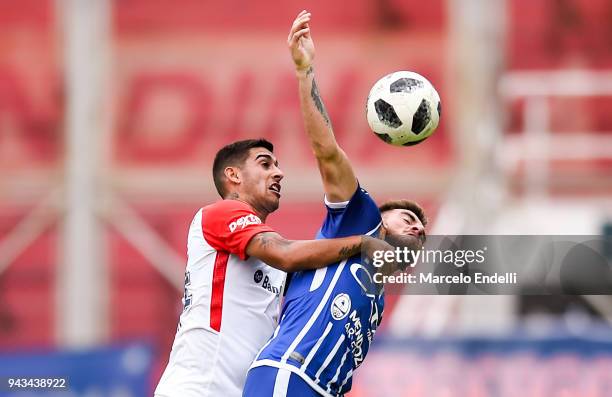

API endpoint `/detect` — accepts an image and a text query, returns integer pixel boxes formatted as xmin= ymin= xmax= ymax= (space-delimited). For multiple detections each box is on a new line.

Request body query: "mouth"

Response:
xmin=268 ymin=183 xmax=281 ymax=198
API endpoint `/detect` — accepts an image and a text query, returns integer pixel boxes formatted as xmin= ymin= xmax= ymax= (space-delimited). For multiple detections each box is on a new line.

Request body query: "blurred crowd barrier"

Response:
xmin=351 ymin=334 xmax=612 ymax=397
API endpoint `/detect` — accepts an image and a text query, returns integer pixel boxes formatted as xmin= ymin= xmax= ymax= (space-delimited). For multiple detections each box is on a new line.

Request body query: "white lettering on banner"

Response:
xmin=229 ymin=214 xmax=262 ymax=232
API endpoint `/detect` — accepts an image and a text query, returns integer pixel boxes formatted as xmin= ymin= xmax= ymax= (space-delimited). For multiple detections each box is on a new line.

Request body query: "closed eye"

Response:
xmin=404 ymin=214 xmax=417 ymax=224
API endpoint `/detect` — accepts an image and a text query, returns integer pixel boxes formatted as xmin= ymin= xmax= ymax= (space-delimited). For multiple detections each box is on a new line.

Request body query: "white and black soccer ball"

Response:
xmin=366 ymin=71 xmax=441 ymax=146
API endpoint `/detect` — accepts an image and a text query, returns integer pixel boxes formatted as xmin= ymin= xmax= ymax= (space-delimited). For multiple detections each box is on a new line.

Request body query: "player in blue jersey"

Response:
xmin=242 ymin=11 xmax=428 ymax=397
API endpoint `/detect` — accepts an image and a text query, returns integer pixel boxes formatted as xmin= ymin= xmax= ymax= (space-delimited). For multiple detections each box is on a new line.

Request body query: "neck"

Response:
xmin=250 ymin=204 xmax=269 ymax=222
xmin=225 ymin=192 xmax=269 ymax=222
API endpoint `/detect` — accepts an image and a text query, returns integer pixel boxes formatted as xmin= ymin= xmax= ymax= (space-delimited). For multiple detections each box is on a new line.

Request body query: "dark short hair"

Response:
xmin=379 ymin=199 xmax=428 ymax=227
xmin=212 ymin=139 xmax=274 ymax=197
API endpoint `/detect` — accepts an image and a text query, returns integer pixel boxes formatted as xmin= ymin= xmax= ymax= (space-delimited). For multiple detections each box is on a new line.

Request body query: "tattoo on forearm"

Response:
xmin=338 ymin=243 xmax=359 ymax=257
xmin=255 ymin=233 xmax=272 ymax=250
xmin=305 ymin=66 xmax=314 ymax=76
xmin=255 ymin=233 xmax=291 ymax=251
xmin=311 ymin=79 xmax=331 ymax=126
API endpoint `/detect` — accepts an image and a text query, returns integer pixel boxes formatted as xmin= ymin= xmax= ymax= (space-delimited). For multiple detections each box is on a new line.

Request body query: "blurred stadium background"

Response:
xmin=1 ymin=0 xmax=612 ymax=395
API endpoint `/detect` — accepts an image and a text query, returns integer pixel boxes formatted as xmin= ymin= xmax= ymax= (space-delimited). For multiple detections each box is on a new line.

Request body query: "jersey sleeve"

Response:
xmin=317 ymin=185 xmax=382 ymax=239
xmin=201 ymin=200 xmax=275 ymax=260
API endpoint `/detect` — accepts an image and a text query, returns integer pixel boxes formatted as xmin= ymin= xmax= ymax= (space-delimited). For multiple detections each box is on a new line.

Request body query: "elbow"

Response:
xmin=276 ymin=253 xmax=318 ymax=273
xmin=264 ymin=239 xmax=318 ymax=272
xmin=276 ymin=257 xmax=303 ymax=273
xmin=266 ymin=241 xmax=303 ymax=272
xmin=312 ymin=144 xmax=340 ymax=162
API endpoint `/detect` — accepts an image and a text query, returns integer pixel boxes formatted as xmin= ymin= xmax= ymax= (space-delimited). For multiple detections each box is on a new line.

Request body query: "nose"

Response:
xmin=410 ymin=224 xmax=424 ymax=236
xmin=273 ymin=166 xmax=284 ymax=182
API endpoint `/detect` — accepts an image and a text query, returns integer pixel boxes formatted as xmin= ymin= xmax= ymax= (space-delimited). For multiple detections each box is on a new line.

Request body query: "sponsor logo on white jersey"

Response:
xmin=261 ymin=275 xmax=281 ymax=296
xmin=253 ymin=269 xmax=281 ymax=296
xmin=228 ymin=214 xmax=262 ymax=232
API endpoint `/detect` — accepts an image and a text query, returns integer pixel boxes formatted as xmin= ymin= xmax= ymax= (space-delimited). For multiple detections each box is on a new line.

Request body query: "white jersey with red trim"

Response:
xmin=155 ymin=200 xmax=286 ymax=397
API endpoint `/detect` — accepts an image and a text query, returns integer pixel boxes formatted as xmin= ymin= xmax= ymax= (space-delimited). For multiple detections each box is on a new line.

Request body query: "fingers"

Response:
xmin=294 ymin=9 xmax=310 ymax=24
xmin=288 ymin=15 xmax=310 ymax=42
xmin=287 ymin=10 xmax=311 ymax=43
xmin=289 ymin=27 xmax=310 ymax=47
xmin=288 ymin=23 xmax=311 ymax=47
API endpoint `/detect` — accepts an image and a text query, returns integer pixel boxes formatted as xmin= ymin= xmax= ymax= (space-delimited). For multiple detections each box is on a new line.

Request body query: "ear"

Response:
xmin=224 ymin=166 xmax=241 ymax=185
xmin=380 ymin=213 xmax=389 ymax=229
xmin=379 ymin=225 xmax=388 ymax=240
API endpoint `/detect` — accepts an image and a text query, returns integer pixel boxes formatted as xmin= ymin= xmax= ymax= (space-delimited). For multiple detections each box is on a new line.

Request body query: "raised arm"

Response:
xmin=247 ymin=232 xmax=391 ymax=273
xmin=288 ymin=11 xmax=358 ymax=202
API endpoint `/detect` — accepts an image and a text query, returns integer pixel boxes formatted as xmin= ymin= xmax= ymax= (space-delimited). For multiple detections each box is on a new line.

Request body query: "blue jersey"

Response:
xmin=251 ymin=186 xmax=384 ymax=397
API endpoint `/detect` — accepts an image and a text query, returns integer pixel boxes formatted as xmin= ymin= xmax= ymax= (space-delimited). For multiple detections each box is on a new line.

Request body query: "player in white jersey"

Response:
xmin=154 ymin=139 xmax=394 ymax=397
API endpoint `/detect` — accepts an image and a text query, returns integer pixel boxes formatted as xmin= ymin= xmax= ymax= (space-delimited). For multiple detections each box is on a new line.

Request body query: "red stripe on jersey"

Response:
xmin=210 ymin=251 xmax=229 ymax=332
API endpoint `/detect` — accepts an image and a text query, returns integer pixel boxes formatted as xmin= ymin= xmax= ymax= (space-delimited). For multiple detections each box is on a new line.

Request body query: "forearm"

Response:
xmin=296 ymin=67 xmax=358 ymax=201
xmin=284 ymin=235 xmax=362 ymax=271
xmin=296 ymin=67 xmax=339 ymax=160
xmin=247 ymin=232 xmax=363 ymax=272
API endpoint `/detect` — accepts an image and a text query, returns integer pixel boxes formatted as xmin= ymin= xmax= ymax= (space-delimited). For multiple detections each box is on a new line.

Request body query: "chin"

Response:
xmin=267 ymin=199 xmax=280 ymax=213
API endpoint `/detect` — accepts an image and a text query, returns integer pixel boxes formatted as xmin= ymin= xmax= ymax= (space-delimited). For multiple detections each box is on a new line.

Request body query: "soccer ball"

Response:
xmin=366 ymin=71 xmax=441 ymax=146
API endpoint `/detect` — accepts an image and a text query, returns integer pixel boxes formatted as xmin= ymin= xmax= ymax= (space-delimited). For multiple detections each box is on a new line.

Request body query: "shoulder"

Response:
xmin=202 ymin=200 xmax=264 ymax=233
xmin=319 ymin=184 xmax=381 ymax=238
xmin=352 ymin=185 xmax=376 ymax=205
xmin=325 ymin=185 xmax=376 ymax=210
xmin=201 ymin=200 xmax=274 ymax=259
